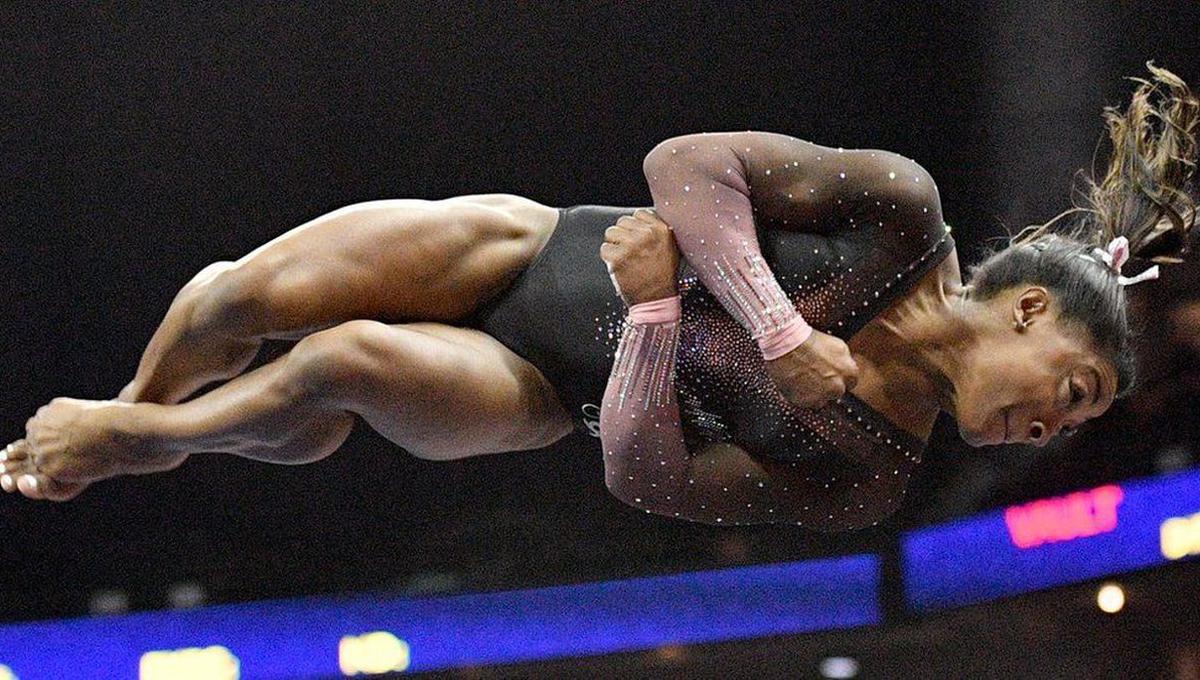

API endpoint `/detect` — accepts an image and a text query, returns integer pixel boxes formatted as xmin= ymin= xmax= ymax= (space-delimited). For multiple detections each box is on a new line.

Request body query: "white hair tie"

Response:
xmin=1074 ymin=236 xmax=1161 ymax=287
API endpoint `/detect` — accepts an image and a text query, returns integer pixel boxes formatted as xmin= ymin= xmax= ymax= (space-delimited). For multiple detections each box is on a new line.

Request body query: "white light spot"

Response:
xmin=1097 ymin=583 xmax=1125 ymax=614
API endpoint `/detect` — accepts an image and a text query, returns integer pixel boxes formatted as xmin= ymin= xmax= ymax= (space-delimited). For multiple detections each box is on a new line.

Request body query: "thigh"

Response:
xmin=311 ymin=320 xmax=575 ymax=460
xmin=209 ymin=194 xmax=560 ymax=340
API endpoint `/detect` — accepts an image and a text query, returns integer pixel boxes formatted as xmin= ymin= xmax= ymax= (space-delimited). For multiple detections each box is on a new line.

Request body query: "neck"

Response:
xmin=874 ymin=279 xmax=978 ymax=417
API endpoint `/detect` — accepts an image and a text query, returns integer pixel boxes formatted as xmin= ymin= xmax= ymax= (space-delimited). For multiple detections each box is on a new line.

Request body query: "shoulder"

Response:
xmin=848 ymin=150 xmax=941 ymax=211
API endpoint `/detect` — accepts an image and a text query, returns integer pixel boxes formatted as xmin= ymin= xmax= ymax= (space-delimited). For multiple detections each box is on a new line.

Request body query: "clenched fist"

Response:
xmin=599 ymin=208 xmax=680 ymax=307
xmin=764 ymin=329 xmax=861 ymax=409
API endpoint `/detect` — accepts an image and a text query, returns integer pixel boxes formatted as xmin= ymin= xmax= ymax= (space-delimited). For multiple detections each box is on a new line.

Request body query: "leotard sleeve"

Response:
xmin=642 ymin=130 xmax=943 ymax=360
xmin=599 ymin=295 xmax=901 ymax=527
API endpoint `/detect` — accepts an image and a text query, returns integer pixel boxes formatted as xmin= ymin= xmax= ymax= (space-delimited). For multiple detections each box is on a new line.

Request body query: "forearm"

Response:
xmin=642 ymin=133 xmax=813 ymax=360
xmin=597 ymin=296 xmax=807 ymax=526
xmin=599 ymin=296 xmax=691 ymax=518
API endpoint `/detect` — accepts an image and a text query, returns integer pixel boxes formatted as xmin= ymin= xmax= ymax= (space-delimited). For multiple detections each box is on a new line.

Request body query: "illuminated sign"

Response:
xmin=140 ymin=646 xmax=239 ymax=680
xmin=902 ymin=469 xmax=1200 ymax=612
xmin=1161 ymin=511 xmax=1200 ymax=560
xmin=0 ymin=555 xmax=878 ymax=679
xmin=338 ymin=632 xmax=410 ymax=675
xmin=1004 ymin=485 xmax=1123 ymax=548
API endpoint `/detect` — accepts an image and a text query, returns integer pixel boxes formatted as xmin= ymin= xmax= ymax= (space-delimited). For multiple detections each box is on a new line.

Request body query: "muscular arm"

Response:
xmin=642 ymin=131 xmax=943 ymax=358
xmin=599 ymin=296 xmax=846 ymax=526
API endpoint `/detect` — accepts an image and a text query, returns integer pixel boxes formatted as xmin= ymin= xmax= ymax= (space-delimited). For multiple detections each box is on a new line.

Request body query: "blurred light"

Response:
xmin=0 ymin=664 xmax=15 ymax=680
xmin=403 ymin=572 xmax=460 ymax=595
xmin=655 ymin=645 xmax=687 ymax=663
xmin=338 ymin=631 xmax=410 ymax=675
xmin=1097 ymin=583 xmax=1125 ymax=614
xmin=88 ymin=589 xmax=129 ymax=615
xmin=1154 ymin=444 xmax=1193 ymax=474
xmin=139 ymin=645 xmax=238 ymax=680
xmin=167 ymin=582 xmax=206 ymax=610
xmin=820 ymin=656 xmax=860 ymax=678
xmin=1003 ymin=485 xmax=1123 ymax=549
xmin=1161 ymin=511 xmax=1200 ymax=560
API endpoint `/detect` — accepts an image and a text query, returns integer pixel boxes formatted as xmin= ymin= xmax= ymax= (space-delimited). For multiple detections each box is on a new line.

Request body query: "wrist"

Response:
xmin=628 ymin=295 xmax=681 ymax=324
xmin=626 ymin=285 xmax=679 ymax=308
xmin=757 ymin=316 xmax=813 ymax=361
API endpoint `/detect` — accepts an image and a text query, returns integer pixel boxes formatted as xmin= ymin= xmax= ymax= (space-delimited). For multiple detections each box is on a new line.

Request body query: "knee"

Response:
xmin=183 ymin=260 xmax=314 ymax=339
xmin=285 ymin=320 xmax=401 ymax=402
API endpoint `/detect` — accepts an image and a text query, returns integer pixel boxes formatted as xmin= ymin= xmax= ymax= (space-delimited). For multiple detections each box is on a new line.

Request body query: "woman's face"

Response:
xmin=952 ymin=286 xmax=1118 ymax=447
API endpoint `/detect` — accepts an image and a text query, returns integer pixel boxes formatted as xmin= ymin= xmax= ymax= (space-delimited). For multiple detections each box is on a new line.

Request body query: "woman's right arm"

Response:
xmin=599 ymin=296 xmax=851 ymax=527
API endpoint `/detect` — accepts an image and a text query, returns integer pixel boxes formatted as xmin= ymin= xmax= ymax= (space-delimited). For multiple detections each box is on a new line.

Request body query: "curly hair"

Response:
xmin=966 ymin=61 xmax=1198 ymax=400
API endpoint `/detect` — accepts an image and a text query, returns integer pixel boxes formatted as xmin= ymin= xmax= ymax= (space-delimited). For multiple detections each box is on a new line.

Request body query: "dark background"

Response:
xmin=2 ymin=1 xmax=1199 ymax=626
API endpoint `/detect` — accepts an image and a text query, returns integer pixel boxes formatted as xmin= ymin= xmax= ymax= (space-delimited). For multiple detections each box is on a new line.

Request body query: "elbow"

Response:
xmin=603 ymin=476 xmax=679 ymax=520
xmin=877 ymin=153 xmax=942 ymax=217
xmin=642 ymin=140 xmax=675 ymax=180
xmin=642 ymin=134 xmax=709 ymax=180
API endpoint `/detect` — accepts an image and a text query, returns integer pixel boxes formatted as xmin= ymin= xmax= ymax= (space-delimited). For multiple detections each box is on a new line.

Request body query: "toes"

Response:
xmin=13 ymin=472 xmax=85 ymax=501
xmin=15 ymin=473 xmax=43 ymax=499
xmin=0 ymin=447 xmax=86 ymax=501
xmin=0 ymin=439 xmax=30 ymax=464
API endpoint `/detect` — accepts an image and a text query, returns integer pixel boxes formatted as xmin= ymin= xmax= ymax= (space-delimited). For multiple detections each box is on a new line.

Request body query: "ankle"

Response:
xmin=107 ymin=402 xmax=178 ymax=458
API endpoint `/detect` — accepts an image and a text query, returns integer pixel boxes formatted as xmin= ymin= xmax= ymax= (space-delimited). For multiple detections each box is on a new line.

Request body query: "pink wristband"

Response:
xmin=756 ymin=315 xmax=814 ymax=361
xmin=628 ymin=295 xmax=682 ymax=324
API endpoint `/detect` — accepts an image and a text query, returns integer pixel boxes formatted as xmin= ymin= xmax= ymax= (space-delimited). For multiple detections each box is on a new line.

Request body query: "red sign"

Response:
xmin=1003 ymin=485 xmax=1124 ymax=549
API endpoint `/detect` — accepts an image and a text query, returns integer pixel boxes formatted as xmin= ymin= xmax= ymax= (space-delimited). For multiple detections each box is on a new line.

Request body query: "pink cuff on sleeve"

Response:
xmin=756 ymin=315 xmax=814 ymax=361
xmin=628 ymin=295 xmax=682 ymax=324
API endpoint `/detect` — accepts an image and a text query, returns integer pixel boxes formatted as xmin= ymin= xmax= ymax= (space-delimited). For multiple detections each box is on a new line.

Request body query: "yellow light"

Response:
xmin=338 ymin=631 xmax=411 ymax=676
xmin=139 ymin=645 xmax=239 ymax=680
xmin=1096 ymin=583 xmax=1125 ymax=614
xmin=0 ymin=664 xmax=16 ymax=680
xmin=1160 ymin=511 xmax=1200 ymax=560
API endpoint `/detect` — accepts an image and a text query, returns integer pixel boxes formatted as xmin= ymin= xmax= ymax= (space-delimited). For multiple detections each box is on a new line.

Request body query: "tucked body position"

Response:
xmin=5 ymin=64 xmax=1196 ymax=530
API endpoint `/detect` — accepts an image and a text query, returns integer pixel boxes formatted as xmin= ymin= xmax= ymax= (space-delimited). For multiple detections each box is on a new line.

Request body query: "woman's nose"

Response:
xmin=1029 ymin=420 xmax=1046 ymax=445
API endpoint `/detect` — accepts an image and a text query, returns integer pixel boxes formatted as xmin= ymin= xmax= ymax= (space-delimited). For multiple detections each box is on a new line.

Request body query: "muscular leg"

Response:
xmin=116 ymin=195 xmax=560 ymax=406
xmin=116 ymin=260 xmax=262 ymax=405
xmin=3 ymin=320 xmax=574 ymax=500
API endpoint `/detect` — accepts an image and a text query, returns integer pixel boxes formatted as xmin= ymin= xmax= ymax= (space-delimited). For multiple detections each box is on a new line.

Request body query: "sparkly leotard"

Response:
xmin=469 ymin=131 xmax=955 ymax=530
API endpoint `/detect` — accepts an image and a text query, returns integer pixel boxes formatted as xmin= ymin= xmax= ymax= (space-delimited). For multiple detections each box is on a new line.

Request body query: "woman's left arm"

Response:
xmin=600 ymin=299 xmax=896 ymax=527
xmin=642 ymin=131 xmax=944 ymax=358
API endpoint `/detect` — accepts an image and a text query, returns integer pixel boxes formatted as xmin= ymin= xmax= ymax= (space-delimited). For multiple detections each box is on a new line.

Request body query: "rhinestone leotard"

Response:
xmin=600 ymin=132 xmax=955 ymax=530
xmin=469 ymin=132 xmax=955 ymax=530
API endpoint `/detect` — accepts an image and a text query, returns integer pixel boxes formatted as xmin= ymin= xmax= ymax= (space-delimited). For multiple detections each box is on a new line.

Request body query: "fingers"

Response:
xmin=606 ymin=211 xmax=666 ymax=245
xmin=841 ymin=356 xmax=860 ymax=392
xmin=631 ymin=208 xmax=662 ymax=225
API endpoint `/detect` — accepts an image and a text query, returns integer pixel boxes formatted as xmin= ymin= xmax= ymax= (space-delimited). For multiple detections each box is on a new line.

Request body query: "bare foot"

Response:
xmin=1 ymin=398 xmax=187 ymax=501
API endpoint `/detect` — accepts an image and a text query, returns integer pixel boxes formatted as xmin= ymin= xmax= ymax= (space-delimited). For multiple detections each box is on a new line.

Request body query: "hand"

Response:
xmin=763 ymin=329 xmax=860 ymax=409
xmin=600 ymin=208 xmax=680 ymax=307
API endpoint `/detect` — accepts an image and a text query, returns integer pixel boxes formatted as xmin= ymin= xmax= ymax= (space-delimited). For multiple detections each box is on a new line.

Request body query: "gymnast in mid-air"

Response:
xmin=3 ymin=63 xmax=1196 ymax=530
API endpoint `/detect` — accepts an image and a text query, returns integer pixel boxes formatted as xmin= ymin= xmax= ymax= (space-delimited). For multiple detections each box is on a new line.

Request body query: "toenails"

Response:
xmin=16 ymin=474 xmax=40 ymax=498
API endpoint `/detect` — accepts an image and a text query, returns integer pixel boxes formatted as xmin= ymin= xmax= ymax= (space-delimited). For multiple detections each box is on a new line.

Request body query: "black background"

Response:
xmin=2 ymin=2 xmax=1198 ymax=622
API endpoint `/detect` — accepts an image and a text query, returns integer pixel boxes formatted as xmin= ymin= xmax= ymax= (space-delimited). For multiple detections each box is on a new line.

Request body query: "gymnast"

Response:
xmin=3 ymin=63 xmax=1195 ymax=530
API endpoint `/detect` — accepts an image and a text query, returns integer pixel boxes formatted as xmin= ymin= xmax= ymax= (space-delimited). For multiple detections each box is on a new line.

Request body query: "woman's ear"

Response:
xmin=1012 ymin=286 xmax=1051 ymax=328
